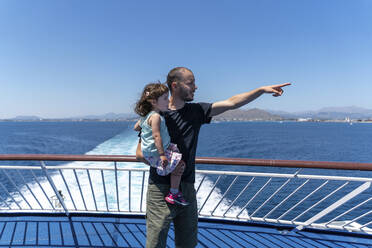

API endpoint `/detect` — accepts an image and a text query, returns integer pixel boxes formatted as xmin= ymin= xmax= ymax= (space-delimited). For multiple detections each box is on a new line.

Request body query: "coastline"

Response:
xmin=1 ymin=118 xmax=372 ymax=123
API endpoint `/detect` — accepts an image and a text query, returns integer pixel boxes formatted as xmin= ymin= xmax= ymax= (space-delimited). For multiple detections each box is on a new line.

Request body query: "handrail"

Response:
xmin=0 ymin=154 xmax=371 ymax=234
xmin=0 ymin=154 xmax=372 ymax=171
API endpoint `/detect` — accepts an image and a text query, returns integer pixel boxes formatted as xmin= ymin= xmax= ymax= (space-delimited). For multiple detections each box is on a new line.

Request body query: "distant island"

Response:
xmin=0 ymin=113 xmax=138 ymax=122
xmin=211 ymin=106 xmax=372 ymax=123
xmin=1 ymin=106 xmax=372 ymax=123
xmin=213 ymin=108 xmax=283 ymax=122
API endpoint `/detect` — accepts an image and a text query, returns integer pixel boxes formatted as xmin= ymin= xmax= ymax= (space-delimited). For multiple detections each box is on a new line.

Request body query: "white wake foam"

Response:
xmin=3 ymin=128 xmax=248 ymax=218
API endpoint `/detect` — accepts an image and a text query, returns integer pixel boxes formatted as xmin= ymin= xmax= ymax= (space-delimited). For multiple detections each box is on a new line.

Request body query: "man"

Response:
xmin=136 ymin=67 xmax=290 ymax=248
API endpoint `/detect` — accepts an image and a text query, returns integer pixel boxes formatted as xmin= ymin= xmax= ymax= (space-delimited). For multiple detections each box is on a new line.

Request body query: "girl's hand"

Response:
xmin=134 ymin=120 xmax=141 ymax=131
xmin=160 ymin=155 xmax=168 ymax=168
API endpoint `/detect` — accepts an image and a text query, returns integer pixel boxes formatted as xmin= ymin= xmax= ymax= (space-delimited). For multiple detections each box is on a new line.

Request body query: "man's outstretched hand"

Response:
xmin=261 ymin=83 xmax=291 ymax=97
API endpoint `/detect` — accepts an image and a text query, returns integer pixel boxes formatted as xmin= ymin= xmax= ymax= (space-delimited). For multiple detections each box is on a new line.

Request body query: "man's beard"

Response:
xmin=184 ymin=96 xmax=193 ymax=102
xmin=180 ymin=90 xmax=194 ymax=102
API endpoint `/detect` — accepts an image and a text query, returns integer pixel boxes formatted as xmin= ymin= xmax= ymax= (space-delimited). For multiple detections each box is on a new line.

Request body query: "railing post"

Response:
xmin=101 ymin=170 xmax=109 ymax=211
xmin=129 ymin=171 xmax=131 ymax=212
xmin=40 ymin=161 xmax=70 ymax=217
xmin=140 ymin=171 xmax=145 ymax=213
xmin=115 ymin=161 xmax=120 ymax=212
xmin=40 ymin=162 xmax=79 ymax=248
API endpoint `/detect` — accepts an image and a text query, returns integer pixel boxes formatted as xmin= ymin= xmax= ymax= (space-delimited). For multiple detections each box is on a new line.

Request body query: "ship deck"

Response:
xmin=1 ymin=154 xmax=371 ymax=247
xmin=0 ymin=214 xmax=371 ymax=248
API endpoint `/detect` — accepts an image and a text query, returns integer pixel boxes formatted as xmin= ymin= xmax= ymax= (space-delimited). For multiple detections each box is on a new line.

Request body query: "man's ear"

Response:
xmin=148 ymin=99 xmax=156 ymax=106
xmin=171 ymin=81 xmax=178 ymax=92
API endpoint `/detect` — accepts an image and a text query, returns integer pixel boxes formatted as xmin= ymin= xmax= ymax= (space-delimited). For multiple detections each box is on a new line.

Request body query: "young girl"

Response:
xmin=134 ymin=82 xmax=189 ymax=206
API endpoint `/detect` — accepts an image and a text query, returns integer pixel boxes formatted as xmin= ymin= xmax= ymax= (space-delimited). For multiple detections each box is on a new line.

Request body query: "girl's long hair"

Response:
xmin=135 ymin=82 xmax=169 ymax=117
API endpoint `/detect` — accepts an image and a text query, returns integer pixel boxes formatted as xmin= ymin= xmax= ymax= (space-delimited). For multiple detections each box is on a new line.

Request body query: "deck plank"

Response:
xmin=126 ymin=224 xmax=146 ymax=247
xmin=82 ymin=222 xmax=103 ymax=247
xmin=166 ymin=226 xmax=176 ymax=247
xmin=0 ymin=223 xmax=4 ymax=240
xmin=49 ymin=221 xmax=62 ymax=246
xmin=221 ymin=230 xmax=259 ymax=247
xmin=103 ymin=222 xmax=130 ymax=247
xmin=288 ymin=236 xmax=328 ymax=248
xmin=60 ymin=222 xmax=74 ymax=246
xmin=37 ymin=221 xmax=49 ymax=245
xmin=0 ymin=216 xmax=371 ymax=247
xmin=271 ymin=233 xmax=308 ymax=248
xmin=116 ymin=223 xmax=142 ymax=247
xmin=207 ymin=228 xmax=245 ymax=247
xmin=73 ymin=222 xmax=90 ymax=246
xmin=0 ymin=222 xmax=15 ymax=245
xmin=243 ymin=232 xmax=277 ymax=247
xmin=94 ymin=222 xmax=117 ymax=246
xmin=198 ymin=229 xmax=224 ymax=248
xmin=24 ymin=222 xmax=37 ymax=245
xmin=11 ymin=222 xmax=26 ymax=246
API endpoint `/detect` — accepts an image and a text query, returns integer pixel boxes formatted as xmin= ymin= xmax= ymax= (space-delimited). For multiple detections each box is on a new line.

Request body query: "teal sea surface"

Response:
xmin=2 ymin=121 xmax=371 ymax=162
xmin=0 ymin=121 xmax=371 ymax=221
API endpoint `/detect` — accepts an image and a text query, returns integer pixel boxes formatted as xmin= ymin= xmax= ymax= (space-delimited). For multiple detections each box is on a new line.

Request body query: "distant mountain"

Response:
xmin=266 ymin=110 xmax=298 ymax=119
xmin=267 ymin=106 xmax=372 ymax=120
xmin=6 ymin=106 xmax=372 ymax=122
xmin=72 ymin=112 xmax=136 ymax=120
xmin=12 ymin=116 xmax=43 ymax=120
xmin=2 ymin=113 xmax=137 ymax=121
xmin=214 ymin=108 xmax=282 ymax=121
xmin=5 ymin=110 xmax=281 ymax=122
xmin=318 ymin=106 xmax=372 ymax=115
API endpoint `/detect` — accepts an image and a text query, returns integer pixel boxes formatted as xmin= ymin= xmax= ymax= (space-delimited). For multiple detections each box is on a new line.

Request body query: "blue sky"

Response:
xmin=1 ymin=0 xmax=371 ymax=118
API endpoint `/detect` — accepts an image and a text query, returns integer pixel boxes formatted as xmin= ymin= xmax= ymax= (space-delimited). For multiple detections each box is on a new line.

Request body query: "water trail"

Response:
xmin=4 ymin=129 xmax=248 ymax=217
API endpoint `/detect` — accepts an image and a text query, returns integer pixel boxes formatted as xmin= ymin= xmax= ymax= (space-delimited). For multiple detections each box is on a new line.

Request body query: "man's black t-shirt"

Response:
xmin=148 ymin=102 xmax=212 ymax=184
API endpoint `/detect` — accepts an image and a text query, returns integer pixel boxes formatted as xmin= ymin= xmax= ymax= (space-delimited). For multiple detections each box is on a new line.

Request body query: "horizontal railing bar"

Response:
xmin=0 ymin=165 xmax=370 ymax=182
xmin=1 ymin=154 xmax=372 ymax=171
xmin=50 ymin=166 xmax=146 ymax=172
xmin=0 ymin=165 xmax=147 ymax=171
xmin=198 ymin=171 xmax=372 ymax=182
xmin=0 ymin=154 xmax=139 ymax=162
xmin=0 ymin=209 xmax=146 ymax=215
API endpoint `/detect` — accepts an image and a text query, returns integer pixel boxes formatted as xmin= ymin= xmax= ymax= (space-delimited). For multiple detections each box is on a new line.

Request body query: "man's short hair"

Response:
xmin=166 ymin=67 xmax=191 ymax=92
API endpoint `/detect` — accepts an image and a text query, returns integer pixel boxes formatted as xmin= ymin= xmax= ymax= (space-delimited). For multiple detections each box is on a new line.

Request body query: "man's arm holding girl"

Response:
xmin=134 ymin=120 xmax=150 ymax=165
xmin=150 ymin=114 xmax=168 ymax=167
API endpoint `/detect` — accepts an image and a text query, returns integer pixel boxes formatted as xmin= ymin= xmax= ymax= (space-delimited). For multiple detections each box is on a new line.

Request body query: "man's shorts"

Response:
xmin=146 ymin=183 xmax=198 ymax=248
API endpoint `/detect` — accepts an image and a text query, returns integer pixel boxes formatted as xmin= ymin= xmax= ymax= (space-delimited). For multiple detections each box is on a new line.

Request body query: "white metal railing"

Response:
xmin=0 ymin=158 xmax=371 ymax=235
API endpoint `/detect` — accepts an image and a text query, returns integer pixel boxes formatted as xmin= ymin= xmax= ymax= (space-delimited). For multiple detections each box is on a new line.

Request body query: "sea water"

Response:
xmin=0 ymin=121 xmax=371 ymax=220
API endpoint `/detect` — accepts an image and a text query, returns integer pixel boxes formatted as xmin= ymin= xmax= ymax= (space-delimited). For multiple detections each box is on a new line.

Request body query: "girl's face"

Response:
xmin=153 ymin=92 xmax=169 ymax=112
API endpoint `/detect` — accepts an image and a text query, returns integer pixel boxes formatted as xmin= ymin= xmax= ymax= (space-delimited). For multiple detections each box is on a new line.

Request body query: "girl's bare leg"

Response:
xmin=170 ymin=161 xmax=185 ymax=192
xmin=166 ymin=161 xmax=189 ymax=205
xmin=170 ymin=170 xmax=182 ymax=191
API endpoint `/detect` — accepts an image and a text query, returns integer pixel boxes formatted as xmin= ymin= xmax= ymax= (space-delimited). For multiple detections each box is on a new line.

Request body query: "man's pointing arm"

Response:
xmin=209 ymin=83 xmax=291 ymax=117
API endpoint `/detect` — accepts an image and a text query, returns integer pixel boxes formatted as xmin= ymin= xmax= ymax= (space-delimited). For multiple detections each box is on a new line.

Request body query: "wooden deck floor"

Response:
xmin=0 ymin=215 xmax=371 ymax=247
